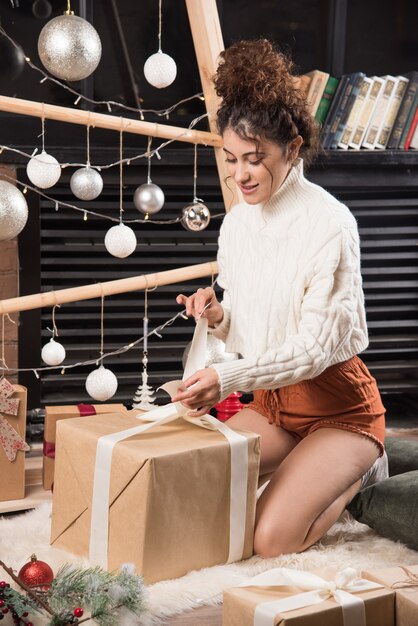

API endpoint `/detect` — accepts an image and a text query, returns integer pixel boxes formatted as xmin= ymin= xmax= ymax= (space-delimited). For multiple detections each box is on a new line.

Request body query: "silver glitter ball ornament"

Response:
xmin=144 ymin=51 xmax=177 ymax=88
xmin=0 ymin=181 xmax=28 ymax=242
xmin=41 ymin=337 xmax=66 ymax=366
xmin=104 ymin=223 xmax=137 ymax=258
xmin=38 ymin=13 xmax=102 ymax=81
xmin=182 ymin=334 xmax=239 ymax=370
xmin=134 ymin=183 xmax=165 ymax=215
xmin=85 ymin=364 xmax=118 ymax=401
xmin=26 ymin=150 xmax=61 ymax=189
xmin=180 ymin=202 xmax=211 ymax=232
xmin=70 ymin=167 xmax=103 ymax=201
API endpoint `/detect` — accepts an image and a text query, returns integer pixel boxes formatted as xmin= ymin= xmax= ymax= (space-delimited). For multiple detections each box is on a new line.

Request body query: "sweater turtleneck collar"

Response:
xmin=258 ymin=157 xmax=308 ymax=218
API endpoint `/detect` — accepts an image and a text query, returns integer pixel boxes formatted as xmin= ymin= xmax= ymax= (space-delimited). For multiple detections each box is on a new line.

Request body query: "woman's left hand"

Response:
xmin=171 ymin=368 xmax=221 ymax=417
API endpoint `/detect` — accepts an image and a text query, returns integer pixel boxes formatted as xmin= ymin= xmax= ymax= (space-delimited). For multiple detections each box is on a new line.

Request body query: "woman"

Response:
xmin=174 ymin=39 xmax=388 ymax=558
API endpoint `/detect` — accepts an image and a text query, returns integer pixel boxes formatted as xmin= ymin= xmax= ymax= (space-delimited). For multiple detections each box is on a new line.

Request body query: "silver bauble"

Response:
xmin=41 ymin=337 xmax=66 ymax=366
xmin=182 ymin=334 xmax=239 ymax=370
xmin=38 ymin=14 xmax=102 ymax=81
xmin=104 ymin=223 xmax=137 ymax=258
xmin=26 ymin=150 xmax=61 ymax=189
xmin=133 ymin=183 xmax=165 ymax=215
xmin=0 ymin=181 xmax=28 ymax=242
xmin=144 ymin=51 xmax=177 ymax=88
xmin=70 ymin=166 xmax=103 ymax=200
xmin=180 ymin=202 xmax=211 ymax=232
xmin=85 ymin=364 xmax=118 ymax=401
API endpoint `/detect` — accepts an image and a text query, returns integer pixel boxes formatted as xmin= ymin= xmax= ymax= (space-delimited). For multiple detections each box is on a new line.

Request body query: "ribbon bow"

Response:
xmin=0 ymin=377 xmax=30 ymax=461
xmin=236 ymin=567 xmax=384 ymax=626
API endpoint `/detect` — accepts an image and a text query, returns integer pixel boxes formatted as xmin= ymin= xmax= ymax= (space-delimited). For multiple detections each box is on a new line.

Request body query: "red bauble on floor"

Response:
xmin=17 ymin=555 xmax=54 ymax=590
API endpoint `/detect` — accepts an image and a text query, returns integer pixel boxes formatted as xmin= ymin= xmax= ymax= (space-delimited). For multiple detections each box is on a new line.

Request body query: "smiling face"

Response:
xmin=223 ymin=127 xmax=301 ymax=205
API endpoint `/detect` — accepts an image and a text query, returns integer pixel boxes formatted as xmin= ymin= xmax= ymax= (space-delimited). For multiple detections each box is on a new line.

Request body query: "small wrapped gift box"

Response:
xmin=0 ymin=380 xmax=29 ymax=502
xmin=362 ymin=565 xmax=418 ymax=626
xmin=42 ymin=402 xmax=126 ymax=490
xmin=50 ymin=411 xmax=260 ymax=584
xmin=223 ymin=567 xmax=395 ymax=626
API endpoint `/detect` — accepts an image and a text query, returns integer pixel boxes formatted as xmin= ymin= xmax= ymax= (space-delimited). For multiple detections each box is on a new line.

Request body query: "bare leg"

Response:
xmin=227 ymin=407 xmax=298 ymax=475
xmin=254 ymin=427 xmax=380 ymax=558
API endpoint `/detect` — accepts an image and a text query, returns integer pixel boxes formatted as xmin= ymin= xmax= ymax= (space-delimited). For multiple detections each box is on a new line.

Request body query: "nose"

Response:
xmin=234 ymin=161 xmax=251 ymax=184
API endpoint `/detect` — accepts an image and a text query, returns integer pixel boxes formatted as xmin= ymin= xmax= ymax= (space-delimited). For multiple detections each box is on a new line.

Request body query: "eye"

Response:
xmin=224 ymin=158 xmax=237 ymax=164
xmin=249 ymin=159 xmax=263 ymax=166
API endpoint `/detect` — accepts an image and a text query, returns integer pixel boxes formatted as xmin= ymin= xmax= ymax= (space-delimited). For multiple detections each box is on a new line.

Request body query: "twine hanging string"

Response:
xmin=158 ymin=0 xmax=163 ymax=52
xmin=52 ymin=303 xmax=60 ymax=337
xmin=193 ymin=142 xmax=201 ymax=202
xmin=86 ymin=117 xmax=91 ymax=167
xmin=119 ymin=124 xmax=124 ymax=223
xmin=37 ymin=103 xmax=46 ymax=153
xmin=0 ymin=314 xmax=16 ymax=374
xmin=146 ymin=136 xmax=153 ymax=184
xmin=100 ymin=289 xmax=105 ymax=361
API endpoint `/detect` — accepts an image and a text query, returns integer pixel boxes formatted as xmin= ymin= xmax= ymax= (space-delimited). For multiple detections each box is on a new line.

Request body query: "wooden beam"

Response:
xmin=186 ymin=0 xmax=241 ymax=210
xmin=0 ymin=261 xmax=218 ymax=315
xmin=0 ymin=95 xmax=222 ymax=147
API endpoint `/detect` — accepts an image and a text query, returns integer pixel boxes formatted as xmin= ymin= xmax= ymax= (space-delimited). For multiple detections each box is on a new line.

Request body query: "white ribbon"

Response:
xmin=236 ymin=567 xmax=383 ymax=626
xmin=89 ymin=318 xmax=250 ymax=568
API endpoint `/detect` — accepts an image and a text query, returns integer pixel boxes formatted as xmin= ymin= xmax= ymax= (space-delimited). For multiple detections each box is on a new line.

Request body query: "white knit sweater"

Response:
xmin=210 ymin=159 xmax=369 ymax=401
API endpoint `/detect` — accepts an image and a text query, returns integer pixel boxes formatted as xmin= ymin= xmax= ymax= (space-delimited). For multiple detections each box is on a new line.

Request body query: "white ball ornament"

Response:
xmin=38 ymin=13 xmax=102 ymax=81
xmin=180 ymin=202 xmax=211 ymax=232
xmin=41 ymin=337 xmax=66 ymax=366
xmin=144 ymin=51 xmax=177 ymax=88
xmin=133 ymin=183 xmax=165 ymax=215
xmin=0 ymin=181 xmax=28 ymax=242
xmin=104 ymin=223 xmax=137 ymax=258
xmin=26 ymin=151 xmax=61 ymax=189
xmin=85 ymin=364 xmax=118 ymax=402
xmin=70 ymin=167 xmax=103 ymax=200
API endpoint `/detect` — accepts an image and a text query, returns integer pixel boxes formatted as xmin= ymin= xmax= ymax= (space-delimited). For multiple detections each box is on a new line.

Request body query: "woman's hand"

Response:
xmin=172 ymin=367 xmax=221 ymax=417
xmin=176 ymin=287 xmax=224 ymax=327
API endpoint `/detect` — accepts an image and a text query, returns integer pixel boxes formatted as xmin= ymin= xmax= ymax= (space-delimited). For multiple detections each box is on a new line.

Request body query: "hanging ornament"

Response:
xmin=70 ymin=166 xmax=103 ymax=201
xmin=104 ymin=223 xmax=137 ymax=258
xmin=143 ymin=0 xmax=176 ymax=88
xmin=132 ymin=290 xmax=157 ymax=410
xmin=37 ymin=6 xmax=102 ymax=82
xmin=183 ymin=334 xmax=239 ymax=369
xmin=0 ymin=180 xmax=28 ymax=242
xmin=134 ymin=183 xmax=164 ymax=216
xmin=144 ymin=51 xmax=176 ymax=89
xmin=180 ymin=201 xmax=211 ymax=232
xmin=26 ymin=150 xmax=61 ymax=189
xmin=85 ymin=364 xmax=118 ymax=401
xmin=41 ymin=337 xmax=66 ymax=366
xmin=18 ymin=555 xmax=54 ymax=591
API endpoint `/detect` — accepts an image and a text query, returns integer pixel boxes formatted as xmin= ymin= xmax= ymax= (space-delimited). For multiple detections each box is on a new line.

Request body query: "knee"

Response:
xmin=253 ymin=520 xmax=300 ymax=558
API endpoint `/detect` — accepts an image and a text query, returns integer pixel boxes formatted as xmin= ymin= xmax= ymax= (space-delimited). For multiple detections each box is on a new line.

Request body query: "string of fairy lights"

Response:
xmin=0 ymin=1 xmax=224 ymax=401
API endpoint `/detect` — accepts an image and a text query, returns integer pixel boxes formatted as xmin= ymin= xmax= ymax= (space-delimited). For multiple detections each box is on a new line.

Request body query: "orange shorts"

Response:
xmin=247 ymin=356 xmax=386 ymax=456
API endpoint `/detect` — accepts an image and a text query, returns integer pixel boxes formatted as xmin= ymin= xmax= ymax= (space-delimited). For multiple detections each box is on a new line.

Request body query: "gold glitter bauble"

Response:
xmin=38 ymin=14 xmax=102 ymax=81
xmin=0 ymin=181 xmax=28 ymax=241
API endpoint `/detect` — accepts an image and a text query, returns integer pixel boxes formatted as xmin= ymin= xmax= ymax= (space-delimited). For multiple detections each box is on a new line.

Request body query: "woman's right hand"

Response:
xmin=176 ymin=287 xmax=224 ymax=327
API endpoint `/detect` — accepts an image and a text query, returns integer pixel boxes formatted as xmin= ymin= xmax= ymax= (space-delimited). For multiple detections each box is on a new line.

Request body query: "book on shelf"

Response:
xmin=348 ymin=77 xmax=385 ymax=149
xmin=320 ymin=74 xmax=351 ymax=147
xmin=375 ymin=76 xmax=409 ymax=149
xmin=305 ymin=70 xmax=330 ymax=115
xmin=331 ymin=72 xmax=366 ymax=149
xmin=338 ymin=77 xmax=374 ymax=150
xmin=387 ymin=70 xmax=418 ymax=149
xmin=328 ymin=72 xmax=365 ymax=149
xmin=315 ymin=76 xmax=339 ymax=125
xmin=362 ymin=75 xmax=399 ymax=149
xmin=404 ymin=106 xmax=418 ymax=149
xmin=398 ymin=90 xmax=418 ymax=149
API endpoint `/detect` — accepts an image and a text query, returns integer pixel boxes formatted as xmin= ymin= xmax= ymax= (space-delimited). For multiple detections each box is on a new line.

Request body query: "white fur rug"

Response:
xmin=0 ymin=503 xmax=417 ymax=625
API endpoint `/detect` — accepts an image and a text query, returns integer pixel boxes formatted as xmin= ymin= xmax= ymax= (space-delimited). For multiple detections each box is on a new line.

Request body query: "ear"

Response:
xmin=289 ymin=135 xmax=303 ymax=161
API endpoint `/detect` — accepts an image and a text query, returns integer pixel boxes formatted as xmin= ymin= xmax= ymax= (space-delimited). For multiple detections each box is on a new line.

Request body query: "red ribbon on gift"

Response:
xmin=0 ymin=377 xmax=30 ymax=462
xmin=43 ymin=404 xmax=97 ymax=458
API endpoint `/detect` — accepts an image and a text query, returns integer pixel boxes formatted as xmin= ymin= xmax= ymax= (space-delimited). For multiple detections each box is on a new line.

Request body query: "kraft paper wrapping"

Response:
xmin=362 ymin=565 xmax=418 ymax=626
xmin=223 ymin=568 xmax=395 ymax=626
xmin=0 ymin=384 xmax=27 ymax=502
xmin=42 ymin=403 xmax=126 ymax=490
xmin=50 ymin=412 xmax=260 ymax=584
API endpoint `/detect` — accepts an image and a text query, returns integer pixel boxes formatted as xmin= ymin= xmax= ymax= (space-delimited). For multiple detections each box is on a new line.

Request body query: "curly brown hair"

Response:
xmin=214 ymin=39 xmax=320 ymax=166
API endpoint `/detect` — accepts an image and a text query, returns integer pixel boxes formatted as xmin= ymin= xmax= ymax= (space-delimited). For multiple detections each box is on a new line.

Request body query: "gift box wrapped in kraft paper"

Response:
xmin=223 ymin=567 xmax=395 ymax=626
xmin=362 ymin=565 xmax=418 ymax=626
xmin=0 ymin=379 xmax=29 ymax=502
xmin=42 ymin=402 xmax=126 ymax=490
xmin=50 ymin=319 xmax=261 ymax=584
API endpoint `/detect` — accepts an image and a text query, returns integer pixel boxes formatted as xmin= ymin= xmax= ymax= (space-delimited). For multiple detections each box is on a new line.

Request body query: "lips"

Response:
xmin=239 ymin=183 xmax=259 ymax=194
